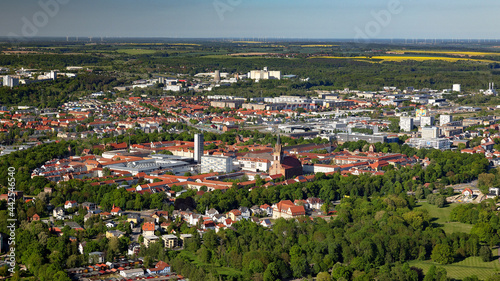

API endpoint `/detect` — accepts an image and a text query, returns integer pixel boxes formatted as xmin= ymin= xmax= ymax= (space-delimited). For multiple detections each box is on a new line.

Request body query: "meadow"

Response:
xmin=415 ymin=202 xmax=473 ymax=234
xmin=409 ymin=253 xmax=500 ymax=280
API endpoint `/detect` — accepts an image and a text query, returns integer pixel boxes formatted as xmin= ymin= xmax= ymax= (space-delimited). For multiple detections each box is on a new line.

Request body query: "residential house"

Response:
xmin=106 ymin=230 xmax=125 ymax=239
xmin=179 ymin=234 xmax=193 ymax=247
xmin=250 ymin=205 xmax=263 ymax=216
xmin=205 ymin=208 xmax=219 ymax=218
xmin=306 ymin=197 xmax=324 ymax=210
xmin=238 ymin=207 xmax=251 ymax=219
xmin=64 ymin=200 xmax=78 ymax=209
xmin=151 ymin=211 xmax=169 ymax=223
xmin=110 ymin=205 xmax=122 ymax=216
xmin=127 ymin=242 xmax=140 ymax=256
xmin=162 ymin=234 xmax=178 ymax=249
xmin=143 ymin=235 xmax=160 ymax=248
xmin=147 ymin=261 xmax=171 ymax=276
xmin=105 ymin=221 xmax=116 ymax=228
xmin=261 ymin=219 xmax=272 ymax=228
xmin=227 ymin=209 xmax=241 ymax=221
xmin=127 ymin=213 xmax=141 ymax=225
xmin=260 ymin=204 xmax=273 ymax=216
xmin=53 ymin=207 xmax=65 ymax=220
xmin=81 ymin=202 xmax=97 ymax=211
xmin=142 ymin=222 xmax=156 ymax=236
xmin=272 ymin=200 xmax=306 ymax=219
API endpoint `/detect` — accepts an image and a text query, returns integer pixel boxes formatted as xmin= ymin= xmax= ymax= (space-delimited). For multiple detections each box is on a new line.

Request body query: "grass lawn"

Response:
xmin=409 ymin=249 xmax=500 ymax=280
xmin=415 ymin=202 xmax=473 ymax=234
xmin=178 ymin=250 xmax=244 ymax=277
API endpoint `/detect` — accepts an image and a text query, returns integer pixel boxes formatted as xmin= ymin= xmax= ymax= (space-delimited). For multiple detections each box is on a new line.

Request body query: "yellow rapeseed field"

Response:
xmin=309 ymin=55 xmax=494 ymax=63
xmin=301 ymin=44 xmax=339 ymax=47
xmin=391 ymin=50 xmax=500 ymax=57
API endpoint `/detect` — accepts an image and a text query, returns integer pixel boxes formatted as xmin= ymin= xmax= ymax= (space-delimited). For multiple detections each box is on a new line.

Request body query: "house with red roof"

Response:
xmin=64 ymin=200 xmax=78 ymax=209
xmin=142 ymin=222 xmax=156 ymax=236
xmin=272 ymin=200 xmax=306 ymax=219
xmin=147 ymin=261 xmax=171 ymax=276
xmin=110 ymin=205 xmax=122 ymax=216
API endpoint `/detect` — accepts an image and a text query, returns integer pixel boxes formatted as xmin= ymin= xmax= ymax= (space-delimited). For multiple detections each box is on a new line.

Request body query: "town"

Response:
xmin=1 ymin=37 xmax=500 ymax=281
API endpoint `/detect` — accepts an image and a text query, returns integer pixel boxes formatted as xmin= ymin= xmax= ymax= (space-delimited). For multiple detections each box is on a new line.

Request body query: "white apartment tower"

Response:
xmin=421 ymin=127 xmax=439 ymax=139
xmin=399 ymin=117 xmax=414 ymax=132
xmin=420 ymin=116 xmax=434 ymax=127
xmin=194 ymin=134 xmax=204 ymax=164
xmin=440 ymin=115 xmax=452 ymax=126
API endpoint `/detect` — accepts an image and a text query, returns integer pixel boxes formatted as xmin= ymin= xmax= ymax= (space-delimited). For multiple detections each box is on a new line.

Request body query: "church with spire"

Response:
xmin=269 ymin=135 xmax=303 ymax=179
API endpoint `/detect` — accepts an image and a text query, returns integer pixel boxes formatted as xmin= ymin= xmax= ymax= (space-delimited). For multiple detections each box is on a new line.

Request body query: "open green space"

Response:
xmin=116 ymin=48 xmax=158 ymax=55
xmin=409 ymin=250 xmax=500 ymax=280
xmin=415 ymin=202 xmax=473 ymax=234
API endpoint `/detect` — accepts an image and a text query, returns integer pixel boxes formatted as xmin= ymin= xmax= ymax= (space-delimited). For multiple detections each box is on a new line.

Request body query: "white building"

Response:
xmin=452 ymin=84 xmax=461 ymax=93
xmin=420 ymin=116 xmax=434 ymax=127
xmin=120 ymin=268 xmax=144 ymax=278
xmin=237 ymin=157 xmax=270 ymax=172
xmin=194 ymin=134 xmax=204 ymax=163
xmin=201 ymin=155 xmax=233 ymax=174
xmin=3 ymin=75 xmax=19 ymax=88
xmin=421 ymin=127 xmax=439 ymax=139
xmin=440 ymin=115 xmax=452 ymax=126
xmin=400 ymin=117 xmax=414 ymax=132
xmin=248 ymin=67 xmax=281 ymax=80
xmin=407 ymin=138 xmax=451 ymax=150
xmin=164 ymin=85 xmax=182 ymax=92
xmin=485 ymin=83 xmax=497 ymax=96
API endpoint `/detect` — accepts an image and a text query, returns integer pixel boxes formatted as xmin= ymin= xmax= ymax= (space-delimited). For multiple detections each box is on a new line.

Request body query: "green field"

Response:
xmin=409 ymin=250 xmax=500 ymax=280
xmin=116 ymin=48 xmax=157 ymax=55
xmin=416 ymin=202 xmax=473 ymax=234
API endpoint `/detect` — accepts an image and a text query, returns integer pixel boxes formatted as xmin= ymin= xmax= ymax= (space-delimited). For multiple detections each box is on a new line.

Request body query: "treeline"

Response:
xmin=0 ymin=74 xmax=118 ymax=107
xmin=0 ymin=54 xmax=107 ymax=69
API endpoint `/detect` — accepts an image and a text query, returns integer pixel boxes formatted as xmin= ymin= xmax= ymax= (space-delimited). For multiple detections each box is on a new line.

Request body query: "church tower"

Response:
xmin=270 ymin=135 xmax=284 ymax=176
xmin=272 ymin=135 xmax=283 ymax=163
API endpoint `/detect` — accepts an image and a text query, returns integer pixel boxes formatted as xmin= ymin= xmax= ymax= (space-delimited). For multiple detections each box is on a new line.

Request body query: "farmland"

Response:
xmin=308 ymin=55 xmax=495 ymax=63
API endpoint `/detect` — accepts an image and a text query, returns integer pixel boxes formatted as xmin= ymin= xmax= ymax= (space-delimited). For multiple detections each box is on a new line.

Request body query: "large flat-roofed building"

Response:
xmin=3 ymin=75 xmax=19 ymax=88
xmin=248 ymin=67 xmax=281 ymax=80
xmin=201 ymin=155 xmax=233 ymax=174
xmin=420 ymin=116 xmax=434 ymax=127
xmin=104 ymin=157 xmax=192 ymax=176
xmin=210 ymin=100 xmax=244 ymax=109
xmin=120 ymin=268 xmax=144 ymax=278
xmin=400 ymin=117 xmax=414 ymax=132
xmin=421 ymin=127 xmax=439 ymax=139
xmin=440 ymin=115 xmax=453 ymax=126
xmin=336 ymin=133 xmax=399 ymax=144
xmin=406 ymin=138 xmax=451 ymax=150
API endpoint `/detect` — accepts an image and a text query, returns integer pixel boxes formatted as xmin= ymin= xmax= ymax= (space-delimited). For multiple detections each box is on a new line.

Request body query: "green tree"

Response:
xmin=480 ymin=245 xmax=493 ymax=262
xmin=431 ymin=244 xmax=454 ymax=264
xmin=317 ymin=271 xmax=332 ymax=281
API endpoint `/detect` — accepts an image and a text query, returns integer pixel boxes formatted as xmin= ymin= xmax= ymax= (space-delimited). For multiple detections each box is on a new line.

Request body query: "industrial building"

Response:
xmin=248 ymin=67 xmax=281 ymax=80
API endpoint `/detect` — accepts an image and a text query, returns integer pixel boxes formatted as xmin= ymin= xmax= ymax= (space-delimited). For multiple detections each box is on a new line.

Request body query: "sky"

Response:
xmin=1 ymin=0 xmax=500 ymax=39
